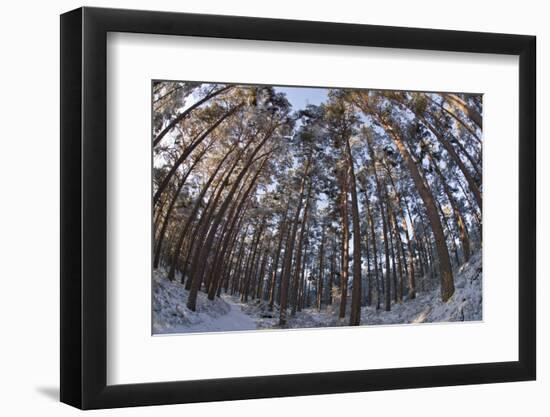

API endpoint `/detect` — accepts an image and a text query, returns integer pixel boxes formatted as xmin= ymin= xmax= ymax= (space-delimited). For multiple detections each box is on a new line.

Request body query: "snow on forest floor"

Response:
xmin=153 ymin=270 xmax=256 ymax=334
xmin=153 ymin=251 xmax=482 ymax=334
xmin=360 ymin=250 xmax=482 ymax=325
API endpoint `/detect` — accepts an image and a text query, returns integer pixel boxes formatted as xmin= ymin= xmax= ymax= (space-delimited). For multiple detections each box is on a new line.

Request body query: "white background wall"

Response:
xmin=0 ymin=0 xmax=545 ymax=415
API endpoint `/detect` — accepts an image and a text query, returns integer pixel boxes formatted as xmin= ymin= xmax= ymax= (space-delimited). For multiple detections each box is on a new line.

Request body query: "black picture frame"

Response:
xmin=60 ymin=6 xmax=536 ymax=410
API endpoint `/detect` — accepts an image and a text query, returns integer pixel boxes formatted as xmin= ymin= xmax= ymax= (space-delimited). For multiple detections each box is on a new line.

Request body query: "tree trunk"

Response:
xmin=299 ymin=221 xmax=313 ymax=312
xmin=442 ymin=93 xmax=482 ymax=130
xmin=187 ymin=140 xmax=273 ymax=310
xmin=279 ymin=157 xmax=311 ymax=325
xmin=366 ymin=197 xmax=381 ymax=309
xmin=388 ymin=95 xmax=482 ymax=211
xmin=291 ymin=183 xmax=312 ymax=316
xmin=388 ymin=201 xmax=405 ymax=302
xmin=206 ymin=161 xmax=268 ymax=299
xmin=338 ymin=174 xmax=350 ymax=320
xmin=366 ymin=136 xmax=391 ymax=311
xmin=385 ymin=180 xmax=398 ymax=304
xmin=167 ymin=140 xmax=240 ymax=282
xmin=154 ymin=103 xmax=242 ymax=205
xmin=268 ymin=200 xmax=291 ymax=310
xmin=317 ymin=224 xmax=326 ymax=311
xmin=383 ymin=168 xmax=416 ymax=299
xmin=328 ymin=235 xmax=336 ymax=306
xmin=428 ymin=152 xmax=471 ymax=263
xmin=153 ymin=146 xmax=209 ymax=270
xmin=346 ymin=137 xmax=362 ymax=326
xmin=372 ymin=111 xmax=455 ymax=302
xmin=364 ymin=220 xmax=372 ymax=307
xmin=153 ymin=85 xmax=233 ymax=147
xmin=425 ymin=94 xmax=481 ymax=145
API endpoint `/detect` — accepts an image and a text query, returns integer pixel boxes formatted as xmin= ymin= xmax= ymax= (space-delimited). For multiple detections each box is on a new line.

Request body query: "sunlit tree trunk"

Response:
xmin=398 ymin=98 xmax=482 ymax=210
xmin=316 ymin=224 xmax=326 ymax=311
xmin=299 ymin=220 xmax=313 ymax=312
xmin=364 ymin=216 xmax=372 ymax=306
xmin=188 ymin=134 xmax=275 ymax=311
xmin=268 ymin=200 xmax=291 ymax=310
xmin=428 ymin=153 xmax=471 ymax=263
xmin=280 ymin=157 xmax=311 ymax=325
xmin=364 ymin=197 xmax=380 ymax=309
xmin=291 ymin=183 xmax=312 ymax=316
xmin=154 ymin=103 xmax=242 ymax=205
xmin=388 ymin=202 xmax=405 ymax=302
xmin=383 ymin=167 xmax=416 ymax=299
xmin=385 ymin=180 xmax=398 ymax=303
xmin=426 ymin=93 xmax=481 ymax=145
xmin=168 ymin=148 xmax=235 ymax=282
xmin=338 ymin=171 xmax=350 ymax=320
xmin=206 ymin=160 xmax=268 ymax=299
xmin=346 ymin=137 xmax=363 ymax=326
xmin=365 ymin=135 xmax=391 ymax=311
xmin=153 ymin=146 xmax=208 ymax=270
xmin=328 ymin=235 xmax=336 ymax=306
xmin=442 ymin=93 xmax=482 ymax=130
xmin=372 ymin=109 xmax=455 ymax=302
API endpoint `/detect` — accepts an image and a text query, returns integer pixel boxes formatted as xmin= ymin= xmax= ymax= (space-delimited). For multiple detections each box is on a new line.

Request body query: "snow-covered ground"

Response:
xmin=360 ymin=250 xmax=482 ymax=325
xmin=153 ymin=250 xmax=482 ymax=334
xmin=153 ymin=270 xmax=256 ymax=334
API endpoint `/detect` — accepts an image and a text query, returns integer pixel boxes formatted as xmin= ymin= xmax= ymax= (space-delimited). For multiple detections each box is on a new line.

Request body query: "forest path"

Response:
xmin=153 ymin=270 xmax=259 ymax=334
xmin=153 ymin=250 xmax=481 ymax=334
xmin=211 ymin=297 xmax=258 ymax=332
xmin=169 ymin=296 xmax=258 ymax=334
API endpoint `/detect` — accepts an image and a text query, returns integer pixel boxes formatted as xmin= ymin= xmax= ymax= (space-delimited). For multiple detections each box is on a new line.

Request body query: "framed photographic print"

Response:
xmin=60 ymin=6 xmax=536 ymax=409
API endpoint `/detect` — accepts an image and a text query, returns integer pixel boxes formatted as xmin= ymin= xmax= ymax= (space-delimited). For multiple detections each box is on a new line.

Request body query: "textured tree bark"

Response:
xmin=207 ymin=192 xmax=252 ymax=299
xmin=385 ymin=180 xmax=398 ymax=304
xmin=382 ymin=166 xmax=416 ymax=300
xmin=455 ymin=174 xmax=482 ymax=241
xmin=426 ymin=93 xmax=481 ymax=145
xmin=387 ymin=95 xmax=482 ymax=211
xmin=346 ymin=137 xmax=362 ymax=326
xmin=291 ymin=182 xmax=312 ymax=316
xmin=365 ymin=197 xmax=381 ymax=309
xmin=242 ymin=222 xmax=266 ymax=302
xmin=364 ymin=215 xmax=372 ymax=307
xmin=338 ymin=174 xmax=350 ymax=320
xmin=328 ymin=235 xmax=336 ymax=306
xmin=187 ymin=147 xmax=272 ymax=311
xmin=180 ymin=176 xmax=225 ymax=288
xmin=153 ymin=146 xmax=209 ymax=270
xmin=268 ymin=200 xmax=291 ymax=310
xmin=206 ymin=156 xmax=270 ymax=299
xmin=279 ymin=157 xmax=311 ymax=325
xmin=187 ymin=121 xmax=281 ymax=311
xmin=366 ymin=135 xmax=391 ymax=311
xmin=153 ymin=103 xmax=242 ymax=205
xmin=256 ymin=246 xmax=270 ymax=299
xmin=219 ymin=210 xmax=249 ymax=296
xmin=153 ymin=194 xmax=168 ymax=241
xmin=373 ymin=111 xmax=455 ymax=302
xmin=167 ymin=140 xmax=240 ymax=282
xmin=298 ymin=220 xmax=313 ymax=312
xmin=316 ymin=224 xmax=326 ymax=311
xmin=442 ymin=93 xmax=482 ymax=130
xmin=229 ymin=225 xmax=249 ymax=295
xmin=428 ymin=152 xmax=471 ymax=263
xmin=388 ymin=200 xmax=405 ymax=302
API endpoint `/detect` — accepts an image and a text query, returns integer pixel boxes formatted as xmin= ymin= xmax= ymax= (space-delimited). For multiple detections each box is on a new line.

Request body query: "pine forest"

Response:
xmin=152 ymin=81 xmax=483 ymax=334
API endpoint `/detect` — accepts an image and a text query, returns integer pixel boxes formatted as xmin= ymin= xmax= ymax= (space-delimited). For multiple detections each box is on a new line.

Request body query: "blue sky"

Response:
xmin=275 ymin=86 xmax=329 ymax=110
